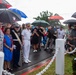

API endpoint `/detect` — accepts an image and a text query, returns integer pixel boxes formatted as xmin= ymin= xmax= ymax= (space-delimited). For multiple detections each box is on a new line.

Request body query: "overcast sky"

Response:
xmin=7 ymin=0 xmax=76 ymax=24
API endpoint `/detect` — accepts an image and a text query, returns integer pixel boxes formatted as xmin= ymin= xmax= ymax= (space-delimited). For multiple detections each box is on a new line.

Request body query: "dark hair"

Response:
xmin=4 ymin=28 xmax=10 ymax=33
xmin=22 ymin=23 xmax=26 ymax=29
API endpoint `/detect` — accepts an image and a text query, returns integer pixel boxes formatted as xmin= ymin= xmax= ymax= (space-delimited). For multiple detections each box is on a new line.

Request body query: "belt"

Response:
xmin=13 ymin=39 xmax=18 ymax=41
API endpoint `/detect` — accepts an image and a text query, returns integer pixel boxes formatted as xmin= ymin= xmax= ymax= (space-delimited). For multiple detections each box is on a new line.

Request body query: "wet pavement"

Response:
xmin=12 ymin=47 xmax=54 ymax=75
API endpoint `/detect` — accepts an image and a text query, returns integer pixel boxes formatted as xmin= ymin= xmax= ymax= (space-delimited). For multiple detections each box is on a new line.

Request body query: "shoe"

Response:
xmin=7 ymin=68 xmax=13 ymax=72
xmin=47 ymin=47 xmax=49 ymax=49
xmin=13 ymin=65 xmax=18 ymax=68
xmin=24 ymin=60 xmax=28 ymax=63
xmin=33 ymin=50 xmax=37 ymax=52
xmin=27 ymin=59 xmax=31 ymax=63
xmin=16 ymin=64 xmax=20 ymax=67
xmin=44 ymin=49 xmax=47 ymax=51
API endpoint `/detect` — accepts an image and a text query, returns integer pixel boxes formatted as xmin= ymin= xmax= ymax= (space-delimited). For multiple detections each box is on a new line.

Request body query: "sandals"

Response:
xmin=7 ymin=68 xmax=13 ymax=72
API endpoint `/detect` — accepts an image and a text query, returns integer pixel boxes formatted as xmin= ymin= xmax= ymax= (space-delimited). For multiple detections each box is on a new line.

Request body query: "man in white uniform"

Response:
xmin=22 ymin=23 xmax=31 ymax=63
xmin=57 ymin=26 xmax=65 ymax=39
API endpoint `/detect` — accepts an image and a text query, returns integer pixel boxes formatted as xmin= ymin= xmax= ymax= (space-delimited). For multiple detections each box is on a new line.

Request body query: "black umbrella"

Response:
xmin=32 ymin=20 xmax=50 ymax=27
xmin=0 ymin=9 xmax=21 ymax=23
xmin=0 ymin=3 xmax=7 ymax=8
xmin=63 ymin=19 xmax=76 ymax=24
xmin=72 ymin=12 xmax=76 ymax=18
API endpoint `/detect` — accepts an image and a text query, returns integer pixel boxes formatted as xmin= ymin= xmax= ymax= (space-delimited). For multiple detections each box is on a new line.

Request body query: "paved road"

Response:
xmin=12 ymin=47 xmax=54 ymax=75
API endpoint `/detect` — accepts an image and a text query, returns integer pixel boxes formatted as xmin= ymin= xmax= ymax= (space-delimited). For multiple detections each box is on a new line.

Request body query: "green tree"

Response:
xmin=33 ymin=10 xmax=53 ymax=23
xmin=33 ymin=11 xmax=62 ymax=26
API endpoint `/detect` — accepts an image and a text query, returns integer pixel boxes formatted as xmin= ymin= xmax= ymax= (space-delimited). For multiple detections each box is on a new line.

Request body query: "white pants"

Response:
xmin=23 ymin=40 xmax=30 ymax=61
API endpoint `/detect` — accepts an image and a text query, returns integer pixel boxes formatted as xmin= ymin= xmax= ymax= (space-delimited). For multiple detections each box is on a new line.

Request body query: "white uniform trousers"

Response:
xmin=23 ymin=40 xmax=30 ymax=62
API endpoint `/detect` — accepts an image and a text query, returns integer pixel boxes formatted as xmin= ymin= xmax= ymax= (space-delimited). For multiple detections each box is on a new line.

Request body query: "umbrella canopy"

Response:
xmin=9 ymin=7 xmax=27 ymax=18
xmin=48 ymin=15 xmax=64 ymax=20
xmin=0 ymin=3 xmax=11 ymax=8
xmin=32 ymin=20 xmax=50 ymax=27
xmin=0 ymin=9 xmax=21 ymax=23
xmin=63 ymin=19 xmax=76 ymax=24
xmin=71 ymin=12 xmax=76 ymax=18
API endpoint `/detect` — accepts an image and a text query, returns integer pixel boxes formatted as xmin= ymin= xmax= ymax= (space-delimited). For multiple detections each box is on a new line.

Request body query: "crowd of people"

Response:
xmin=0 ymin=21 xmax=76 ymax=74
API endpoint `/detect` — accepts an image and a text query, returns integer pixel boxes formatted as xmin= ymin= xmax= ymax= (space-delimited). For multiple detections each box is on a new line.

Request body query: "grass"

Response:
xmin=28 ymin=54 xmax=76 ymax=75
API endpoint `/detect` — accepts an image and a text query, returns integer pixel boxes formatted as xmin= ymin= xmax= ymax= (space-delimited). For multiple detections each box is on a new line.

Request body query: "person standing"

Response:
xmin=65 ymin=24 xmax=72 ymax=39
xmin=31 ymin=28 xmax=39 ymax=52
xmin=3 ymin=28 xmax=13 ymax=72
xmin=57 ymin=26 xmax=65 ymax=39
xmin=11 ymin=23 xmax=22 ymax=68
xmin=22 ymin=23 xmax=31 ymax=63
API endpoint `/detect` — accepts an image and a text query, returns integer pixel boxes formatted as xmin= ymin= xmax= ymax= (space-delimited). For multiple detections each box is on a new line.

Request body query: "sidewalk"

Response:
xmin=12 ymin=47 xmax=54 ymax=75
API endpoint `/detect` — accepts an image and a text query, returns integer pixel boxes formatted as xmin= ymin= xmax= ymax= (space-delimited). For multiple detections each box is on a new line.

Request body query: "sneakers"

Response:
xmin=27 ymin=59 xmax=31 ymax=63
xmin=33 ymin=50 xmax=37 ymax=52
xmin=24 ymin=59 xmax=31 ymax=63
xmin=2 ymin=70 xmax=15 ymax=75
xmin=24 ymin=60 xmax=28 ymax=63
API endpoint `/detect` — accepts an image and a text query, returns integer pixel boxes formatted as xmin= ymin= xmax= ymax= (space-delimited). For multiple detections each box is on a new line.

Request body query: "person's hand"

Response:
xmin=72 ymin=45 xmax=75 ymax=48
xmin=9 ymin=48 xmax=13 ymax=52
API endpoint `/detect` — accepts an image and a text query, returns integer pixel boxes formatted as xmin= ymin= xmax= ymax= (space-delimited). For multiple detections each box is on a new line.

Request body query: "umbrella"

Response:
xmin=48 ymin=15 xmax=64 ymax=20
xmin=0 ymin=3 xmax=11 ymax=8
xmin=9 ymin=7 xmax=27 ymax=18
xmin=0 ymin=9 xmax=21 ymax=23
xmin=63 ymin=19 xmax=76 ymax=24
xmin=72 ymin=12 xmax=76 ymax=18
xmin=32 ymin=20 xmax=50 ymax=27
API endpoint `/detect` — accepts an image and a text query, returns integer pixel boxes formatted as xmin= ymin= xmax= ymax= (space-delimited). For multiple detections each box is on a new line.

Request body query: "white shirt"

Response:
xmin=21 ymin=29 xmax=31 ymax=40
xmin=57 ymin=29 xmax=65 ymax=39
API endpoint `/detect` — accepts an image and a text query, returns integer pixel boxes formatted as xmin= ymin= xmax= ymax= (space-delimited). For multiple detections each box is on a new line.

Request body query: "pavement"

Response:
xmin=12 ymin=47 xmax=54 ymax=75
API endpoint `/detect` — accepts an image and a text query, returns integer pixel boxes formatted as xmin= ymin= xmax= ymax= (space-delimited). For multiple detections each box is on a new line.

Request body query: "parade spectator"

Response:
xmin=65 ymin=24 xmax=72 ymax=39
xmin=44 ymin=26 xmax=55 ymax=51
xmin=11 ymin=23 xmax=22 ymax=68
xmin=57 ymin=26 xmax=65 ymax=39
xmin=22 ymin=23 xmax=26 ymax=30
xmin=65 ymin=35 xmax=75 ymax=52
xmin=3 ymin=28 xmax=13 ymax=72
xmin=22 ymin=23 xmax=31 ymax=63
xmin=31 ymin=28 xmax=39 ymax=52
xmin=70 ymin=24 xmax=76 ymax=47
xmin=37 ymin=26 xmax=44 ymax=51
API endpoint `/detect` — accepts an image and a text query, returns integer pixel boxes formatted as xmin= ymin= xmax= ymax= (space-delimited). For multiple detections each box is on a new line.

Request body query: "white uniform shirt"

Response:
xmin=21 ymin=29 xmax=31 ymax=40
xmin=0 ymin=30 xmax=4 ymax=51
xmin=57 ymin=29 xmax=65 ymax=39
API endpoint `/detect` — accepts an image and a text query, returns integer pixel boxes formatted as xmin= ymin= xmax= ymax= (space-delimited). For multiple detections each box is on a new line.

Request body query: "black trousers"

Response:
xmin=13 ymin=49 xmax=20 ymax=66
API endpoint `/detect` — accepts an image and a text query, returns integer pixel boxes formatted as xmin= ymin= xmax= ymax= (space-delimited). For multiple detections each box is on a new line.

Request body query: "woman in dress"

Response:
xmin=31 ymin=28 xmax=39 ymax=52
xmin=3 ymin=28 xmax=13 ymax=72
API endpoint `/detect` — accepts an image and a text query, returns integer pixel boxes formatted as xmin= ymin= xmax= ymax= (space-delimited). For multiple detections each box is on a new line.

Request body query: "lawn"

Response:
xmin=28 ymin=54 xmax=76 ymax=75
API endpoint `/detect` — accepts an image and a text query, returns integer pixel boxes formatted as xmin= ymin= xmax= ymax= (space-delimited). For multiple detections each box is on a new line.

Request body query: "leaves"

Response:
xmin=33 ymin=10 xmax=62 ymax=26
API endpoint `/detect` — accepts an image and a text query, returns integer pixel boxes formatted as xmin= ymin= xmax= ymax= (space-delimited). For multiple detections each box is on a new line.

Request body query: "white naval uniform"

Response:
xmin=21 ymin=29 xmax=31 ymax=62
